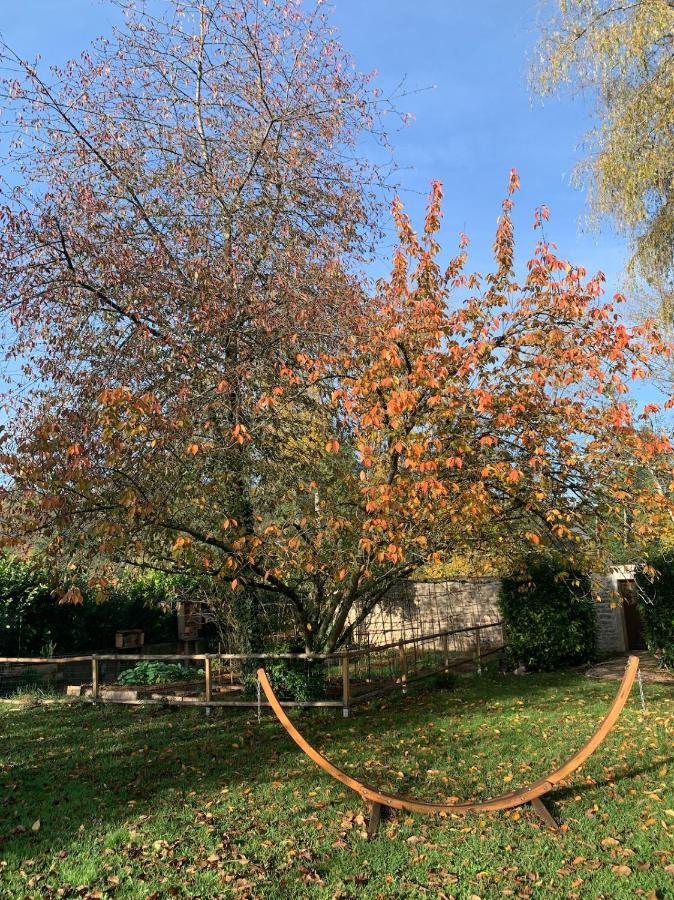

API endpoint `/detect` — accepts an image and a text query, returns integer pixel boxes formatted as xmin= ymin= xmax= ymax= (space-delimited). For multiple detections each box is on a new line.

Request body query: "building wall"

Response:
xmin=354 ymin=577 xmax=503 ymax=647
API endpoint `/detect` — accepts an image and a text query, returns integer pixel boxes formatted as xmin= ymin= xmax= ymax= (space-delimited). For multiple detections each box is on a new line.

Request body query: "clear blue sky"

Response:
xmin=330 ymin=1 xmax=630 ymax=288
xmin=2 ymin=0 xmax=628 ymax=291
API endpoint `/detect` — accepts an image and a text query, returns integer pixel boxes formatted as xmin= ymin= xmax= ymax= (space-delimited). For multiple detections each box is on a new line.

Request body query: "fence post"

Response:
xmin=475 ymin=626 xmax=482 ymax=675
xmin=204 ymin=656 xmax=212 ymax=716
xmin=398 ymin=641 xmax=407 ymax=694
xmin=341 ymin=655 xmax=351 ymax=718
xmin=91 ymin=655 xmax=99 ymax=702
xmin=442 ymin=633 xmax=449 ymax=672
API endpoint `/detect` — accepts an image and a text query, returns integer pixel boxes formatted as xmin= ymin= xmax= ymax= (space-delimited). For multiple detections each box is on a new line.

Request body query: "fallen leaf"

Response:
xmin=611 ymin=865 xmax=632 ymax=876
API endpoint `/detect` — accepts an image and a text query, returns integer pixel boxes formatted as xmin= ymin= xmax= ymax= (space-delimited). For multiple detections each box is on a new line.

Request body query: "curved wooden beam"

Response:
xmin=257 ymin=656 xmax=639 ymax=824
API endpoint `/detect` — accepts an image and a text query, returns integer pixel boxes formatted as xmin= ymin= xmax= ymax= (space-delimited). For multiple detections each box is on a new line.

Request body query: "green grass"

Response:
xmin=0 ymin=669 xmax=672 ymax=898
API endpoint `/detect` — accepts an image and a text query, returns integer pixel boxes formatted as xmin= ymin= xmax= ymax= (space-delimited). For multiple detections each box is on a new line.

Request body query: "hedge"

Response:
xmin=499 ymin=554 xmax=597 ymax=672
xmin=0 ymin=556 xmax=178 ymax=656
xmin=634 ymin=549 xmax=674 ymax=667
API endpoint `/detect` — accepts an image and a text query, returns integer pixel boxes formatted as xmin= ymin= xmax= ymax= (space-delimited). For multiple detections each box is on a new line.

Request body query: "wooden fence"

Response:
xmin=0 ymin=621 xmax=503 ymax=716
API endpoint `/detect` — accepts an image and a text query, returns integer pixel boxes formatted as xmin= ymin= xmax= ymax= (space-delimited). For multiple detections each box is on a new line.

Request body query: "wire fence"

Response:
xmin=0 ymin=621 xmax=504 ymax=715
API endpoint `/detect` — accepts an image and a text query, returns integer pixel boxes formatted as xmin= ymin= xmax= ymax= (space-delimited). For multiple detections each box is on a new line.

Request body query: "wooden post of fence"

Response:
xmin=91 ymin=655 xmax=99 ymax=702
xmin=341 ymin=655 xmax=351 ymax=718
xmin=399 ymin=641 xmax=408 ymax=694
xmin=204 ymin=656 xmax=212 ymax=716
xmin=475 ymin=626 xmax=482 ymax=675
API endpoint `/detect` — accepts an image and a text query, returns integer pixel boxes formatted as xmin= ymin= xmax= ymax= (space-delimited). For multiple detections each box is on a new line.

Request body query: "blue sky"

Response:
xmin=3 ymin=0 xmax=627 ymax=289
xmin=329 ymin=1 xmax=629 ymax=287
xmin=4 ymin=0 xmax=665 ymax=411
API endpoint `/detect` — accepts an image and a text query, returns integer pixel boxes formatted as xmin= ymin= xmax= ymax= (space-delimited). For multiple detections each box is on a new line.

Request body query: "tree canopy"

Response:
xmin=532 ymin=0 xmax=674 ymax=322
xmin=1 ymin=1 xmax=673 ymax=651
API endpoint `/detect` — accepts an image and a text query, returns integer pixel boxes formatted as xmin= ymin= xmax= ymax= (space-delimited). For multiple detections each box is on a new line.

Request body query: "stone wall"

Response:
xmin=591 ymin=567 xmax=634 ymax=654
xmin=359 ymin=570 xmax=633 ymax=655
xmin=354 ymin=577 xmax=503 ymax=649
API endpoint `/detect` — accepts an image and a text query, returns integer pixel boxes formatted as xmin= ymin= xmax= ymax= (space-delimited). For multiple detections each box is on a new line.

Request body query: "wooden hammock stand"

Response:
xmin=257 ymin=655 xmax=639 ymax=838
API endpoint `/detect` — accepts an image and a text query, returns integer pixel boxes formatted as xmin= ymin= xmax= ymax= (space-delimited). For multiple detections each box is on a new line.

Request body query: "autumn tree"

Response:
xmin=0 ymin=0 xmax=391 ymax=645
xmin=532 ymin=0 xmax=674 ymax=323
xmin=2 ymin=89 xmax=673 ymax=656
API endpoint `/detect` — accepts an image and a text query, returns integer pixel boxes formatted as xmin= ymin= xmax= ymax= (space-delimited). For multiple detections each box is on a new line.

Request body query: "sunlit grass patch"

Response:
xmin=0 ymin=670 xmax=672 ymax=898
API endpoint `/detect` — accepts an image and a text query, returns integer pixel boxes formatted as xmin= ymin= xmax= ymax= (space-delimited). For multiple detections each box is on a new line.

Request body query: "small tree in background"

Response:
xmin=532 ymin=0 xmax=674 ymax=322
xmin=634 ymin=548 xmax=674 ymax=667
xmin=500 ymin=555 xmax=597 ymax=672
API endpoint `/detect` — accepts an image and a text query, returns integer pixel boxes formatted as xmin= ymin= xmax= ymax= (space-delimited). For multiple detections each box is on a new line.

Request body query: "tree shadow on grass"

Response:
xmin=0 ymin=669 xmax=654 ymax=871
xmin=0 ymin=701 xmax=302 ymax=865
xmin=549 ymin=755 xmax=674 ymax=805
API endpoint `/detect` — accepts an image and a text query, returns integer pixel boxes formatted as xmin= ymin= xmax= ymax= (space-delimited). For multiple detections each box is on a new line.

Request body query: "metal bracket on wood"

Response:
xmin=530 ymin=797 xmax=559 ymax=830
xmin=367 ymin=801 xmax=385 ymax=840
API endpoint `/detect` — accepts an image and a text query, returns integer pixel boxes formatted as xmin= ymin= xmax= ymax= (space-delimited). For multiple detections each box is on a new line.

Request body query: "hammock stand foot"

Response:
xmin=530 ymin=797 xmax=559 ymax=830
xmin=367 ymin=801 xmax=385 ymax=840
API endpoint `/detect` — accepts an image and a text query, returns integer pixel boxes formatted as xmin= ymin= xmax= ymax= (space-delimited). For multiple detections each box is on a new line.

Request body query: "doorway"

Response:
xmin=617 ymin=579 xmax=647 ymax=651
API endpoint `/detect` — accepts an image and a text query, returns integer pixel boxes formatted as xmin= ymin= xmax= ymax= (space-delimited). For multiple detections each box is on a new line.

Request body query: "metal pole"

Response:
xmin=399 ymin=641 xmax=408 ymax=694
xmin=204 ymin=656 xmax=212 ymax=716
xmin=475 ymin=627 xmax=482 ymax=675
xmin=637 ymin=667 xmax=647 ymax=718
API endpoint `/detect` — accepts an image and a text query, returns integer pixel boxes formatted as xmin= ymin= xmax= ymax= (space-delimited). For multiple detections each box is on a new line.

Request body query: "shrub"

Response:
xmin=243 ymin=640 xmax=326 ymax=702
xmin=0 ymin=556 xmax=178 ymax=655
xmin=0 ymin=557 xmax=54 ymax=656
xmin=634 ymin=550 xmax=674 ymax=667
xmin=117 ymin=661 xmax=203 ymax=685
xmin=499 ymin=555 xmax=596 ymax=672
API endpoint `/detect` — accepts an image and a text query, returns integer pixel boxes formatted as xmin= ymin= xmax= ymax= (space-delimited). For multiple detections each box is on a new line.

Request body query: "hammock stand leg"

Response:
xmin=367 ymin=801 xmax=385 ymax=840
xmin=530 ymin=797 xmax=559 ymax=830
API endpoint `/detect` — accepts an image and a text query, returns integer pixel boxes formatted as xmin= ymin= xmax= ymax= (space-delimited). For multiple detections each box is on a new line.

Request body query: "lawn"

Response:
xmin=1 ymin=669 xmax=672 ymax=899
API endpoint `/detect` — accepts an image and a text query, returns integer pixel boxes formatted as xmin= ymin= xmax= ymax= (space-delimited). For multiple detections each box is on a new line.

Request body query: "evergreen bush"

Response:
xmin=499 ymin=555 xmax=596 ymax=672
xmin=634 ymin=549 xmax=674 ymax=667
xmin=0 ymin=555 xmax=178 ymax=655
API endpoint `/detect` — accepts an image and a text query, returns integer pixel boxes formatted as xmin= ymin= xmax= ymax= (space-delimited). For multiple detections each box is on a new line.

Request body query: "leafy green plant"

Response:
xmin=634 ymin=549 xmax=674 ymax=667
xmin=40 ymin=640 xmax=56 ymax=658
xmin=243 ymin=641 xmax=326 ymax=702
xmin=499 ymin=554 xmax=597 ymax=672
xmin=117 ymin=661 xmax=203 ymax=686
